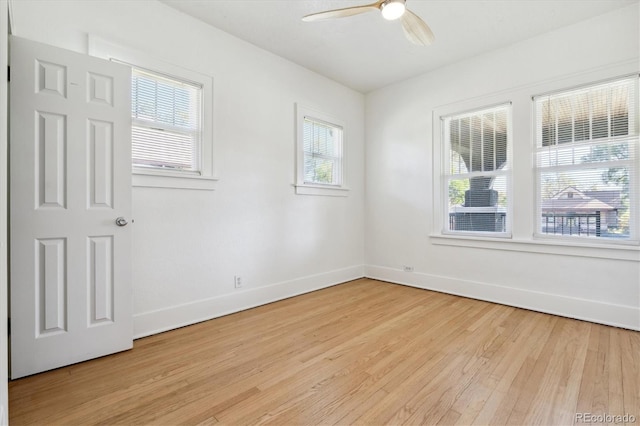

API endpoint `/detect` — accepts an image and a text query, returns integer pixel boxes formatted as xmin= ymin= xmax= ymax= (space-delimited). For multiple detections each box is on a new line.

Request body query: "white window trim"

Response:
xmin=429 ymin=233 xmax=640 ymax=261
xmin=433 ymin=99 xmax=514 ymax=239
xmin=88 ymin=35 xmax=218 ymax=190
xmin=430 ymin=61 xmax=640 ymax=261
xmin=295 ymin=104 xmax=348 ymax=197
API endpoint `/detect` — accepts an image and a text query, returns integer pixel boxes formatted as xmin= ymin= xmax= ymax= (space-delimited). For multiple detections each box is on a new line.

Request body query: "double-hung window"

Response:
xmin=131 ymin=67 xmax=202 ymax=173
xmin=295 ymin=104 xmax=347 ymax=196
xmin=534 ymin=76 xmax=638 ymax=241
xmin=441 ymin=104 xmax=511 ymax=235
xmin=303 ymin=117 xmax=343 ymax=185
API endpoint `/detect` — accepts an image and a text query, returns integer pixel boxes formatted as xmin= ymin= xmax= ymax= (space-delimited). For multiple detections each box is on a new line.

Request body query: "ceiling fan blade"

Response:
xmin=302 ymin=2 xmax=381 ymax=22
xmin=401 ymin=9 xmax=435 ymax=46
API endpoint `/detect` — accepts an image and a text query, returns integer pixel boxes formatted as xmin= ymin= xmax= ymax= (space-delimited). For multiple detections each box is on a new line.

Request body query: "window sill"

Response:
xmin=133 ymin=170 xmax=219 ymax=190
xmin=430 ymin=233 xmax=640 ymax=261
xmin=294 ymin=184 xmax=349 ymax=197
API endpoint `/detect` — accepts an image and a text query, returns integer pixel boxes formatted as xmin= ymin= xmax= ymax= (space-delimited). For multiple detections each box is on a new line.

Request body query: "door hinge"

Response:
xmin=7 ymin=66 xmax=9 ymax=82
xmin=7 ymin=318 xmax=10 ymax=336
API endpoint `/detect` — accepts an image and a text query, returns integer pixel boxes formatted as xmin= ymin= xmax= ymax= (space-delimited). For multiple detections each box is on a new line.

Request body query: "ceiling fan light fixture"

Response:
xmin=380 ymin=0 xmax=406 ymax=20
xmin=301 ymin=0 xmax=433 ymax=46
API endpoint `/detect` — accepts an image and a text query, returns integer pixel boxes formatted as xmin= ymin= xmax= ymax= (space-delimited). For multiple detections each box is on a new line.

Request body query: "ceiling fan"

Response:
xmin=302 ymin=0 xmax=434 ymax=46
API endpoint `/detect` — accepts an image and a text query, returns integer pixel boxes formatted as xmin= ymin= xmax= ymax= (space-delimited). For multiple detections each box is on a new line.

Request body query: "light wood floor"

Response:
xmin=9 ymin=278 xmax=640 ymax=425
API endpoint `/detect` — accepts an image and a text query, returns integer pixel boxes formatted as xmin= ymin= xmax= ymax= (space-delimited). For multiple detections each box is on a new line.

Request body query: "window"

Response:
xmin=442 ymin=104 xmax=511 ymax=235
xmin=131 ymin=67 xmax=202 ymax=173
xmin=432 ymin=68 xmax=639 ymax=258
xmin=534 ymin=76 xmax=638 ymax=241
xmin=88 ymin=36 xmax=216 ymax=190
xmin=303 ymin=117 xmax=342 ymax=185
xmin=295 ymin=104 xmax=347 ymax=196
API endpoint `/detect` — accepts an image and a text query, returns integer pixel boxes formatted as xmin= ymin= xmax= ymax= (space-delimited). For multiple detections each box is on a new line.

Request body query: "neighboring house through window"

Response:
xmin=534 ymin=76 xmax=638 ymax=240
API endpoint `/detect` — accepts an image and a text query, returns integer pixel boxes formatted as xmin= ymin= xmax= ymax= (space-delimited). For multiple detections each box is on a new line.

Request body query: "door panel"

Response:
xmin=88 ymin=235 xmax=114 ymax=325
xmin=37 ymin=238 xmax=67 ymax=336
xmin=10 ymin=36 xmax=133 ymax=379
xmin=88 ymin=120 xmax=114 ymax=208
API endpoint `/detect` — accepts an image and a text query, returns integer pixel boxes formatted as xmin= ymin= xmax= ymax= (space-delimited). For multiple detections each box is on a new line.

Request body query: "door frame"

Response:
xmin=1 ymin=0 xmax=11 ymax=422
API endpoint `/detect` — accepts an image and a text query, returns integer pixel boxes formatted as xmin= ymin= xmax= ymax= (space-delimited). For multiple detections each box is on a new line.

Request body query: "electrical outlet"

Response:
xmin=403 ymin=265 xmax=414 ymax=272
xmin=234 ymin=275 xmax=243 ymax=288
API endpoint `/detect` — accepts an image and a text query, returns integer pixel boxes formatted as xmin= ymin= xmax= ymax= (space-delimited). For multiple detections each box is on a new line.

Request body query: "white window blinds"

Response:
xmin=131 ymin=67 xmax=202 ymax=172
xmin=303 ymin=117 xmax=343 ymax=186
xmin=443 ymin=104 xmax=511 ymax=234
xmin=534 ymin=76 xmax=638 ymax=240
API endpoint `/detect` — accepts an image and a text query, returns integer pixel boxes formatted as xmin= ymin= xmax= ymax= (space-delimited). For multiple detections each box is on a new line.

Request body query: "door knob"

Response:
xmin=115 ymin=217 xmax=128 ymax=227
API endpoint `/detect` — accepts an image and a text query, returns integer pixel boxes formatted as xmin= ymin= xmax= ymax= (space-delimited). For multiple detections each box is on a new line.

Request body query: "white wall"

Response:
xmin=10 ymin=0 xmax=365 ymax=337
xmin=365 ymin=4 xmax=640 ymax=330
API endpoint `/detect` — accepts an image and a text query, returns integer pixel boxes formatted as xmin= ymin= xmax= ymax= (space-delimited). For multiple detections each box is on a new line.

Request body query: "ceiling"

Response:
xmin=161 ymin=0 xmax=638 ymax=93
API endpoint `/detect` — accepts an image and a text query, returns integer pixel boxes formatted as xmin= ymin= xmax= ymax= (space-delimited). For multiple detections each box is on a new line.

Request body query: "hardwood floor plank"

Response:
xmin=591 ymin=325 xmax=612 ymax=416
xmin=216 ymin=302 xmax=440 ymax=424
xmin=503 ymin=317 xmax=565 ymax=425
xmin=402 ymin=308 xmax=518 ymax=425
xmin=329 ymin=388 xmax=388 ymax=426
xmin=621 ymin=329 xmax=640 ymax=425
xmin=450 ymin=309 xmax=537 ymax=425
xmin=575 ymin=324 xmax=601 ymax=419
xmin=530 ymin=320 xmax=590 ymax=425
xmin=8 ymin=278 xmax=639 ymax=426
xmin=609 ymin=328 xmax=626 ymax=420
xmin=354 ymin=305 xmax=513 ymax=424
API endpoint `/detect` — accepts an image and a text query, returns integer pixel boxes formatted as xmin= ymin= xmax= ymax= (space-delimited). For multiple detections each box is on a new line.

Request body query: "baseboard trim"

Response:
xmin=133 ymin=265 xmax=365 ymax=338
xmin=134 ymin=263 xmax=639 ymax=338
xmin=365 ymin=265 xmax=640 ymax=331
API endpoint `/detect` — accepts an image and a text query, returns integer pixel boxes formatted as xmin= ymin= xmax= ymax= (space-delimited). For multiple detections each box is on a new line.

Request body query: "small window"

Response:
xmin=534 ymin=76 xmax=638 ymax=241
xmin=442 ymin=103 xmax=512 ymax=236
xmin=295 ymin=105 xmax=347 ymax=196
xmin=131 ymin=67 xmax=202 ymax=173
xmin=303 ymin=117 xmax=342 ymax=185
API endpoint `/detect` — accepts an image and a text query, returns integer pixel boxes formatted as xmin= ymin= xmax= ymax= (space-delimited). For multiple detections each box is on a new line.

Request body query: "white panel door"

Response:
xmin=10 ymin=36 xmax=133 ymax=378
